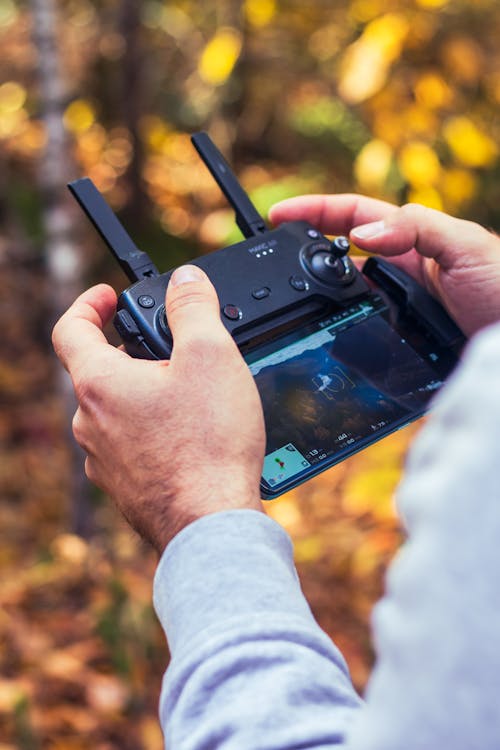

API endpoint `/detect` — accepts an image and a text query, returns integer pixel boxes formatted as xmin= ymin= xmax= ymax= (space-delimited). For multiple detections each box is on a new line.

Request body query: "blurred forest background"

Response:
xmin=1 ymin=0 xmax=500 ymax=747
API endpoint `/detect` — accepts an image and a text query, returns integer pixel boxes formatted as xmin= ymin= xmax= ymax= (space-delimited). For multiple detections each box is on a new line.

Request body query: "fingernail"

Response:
xmin=170 ymin=265 xmax=205 ymax=286
xmin=351 ymin=220 xmax=386 ymax=240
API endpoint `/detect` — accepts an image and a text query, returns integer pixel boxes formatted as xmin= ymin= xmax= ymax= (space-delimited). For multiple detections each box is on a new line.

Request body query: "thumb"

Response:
xmin=166 ymin=264 xmax=232 ymax=359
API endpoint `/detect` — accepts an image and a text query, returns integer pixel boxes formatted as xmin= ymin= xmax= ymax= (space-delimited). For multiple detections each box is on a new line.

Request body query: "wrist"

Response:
xmin=149 ymin=483 xmax=265 ymax=554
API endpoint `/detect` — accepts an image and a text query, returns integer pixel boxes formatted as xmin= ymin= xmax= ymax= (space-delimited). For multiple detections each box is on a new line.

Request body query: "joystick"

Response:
xmin=326 ymin=236 xmax=353 ymax=278
xmin=301 ymin=234 xmax=355 ymax=285
xmin=330 ymin=236 xmax=350 ymax=256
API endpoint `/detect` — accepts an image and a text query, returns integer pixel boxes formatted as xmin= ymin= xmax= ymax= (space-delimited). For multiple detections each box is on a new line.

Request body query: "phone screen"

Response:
xmin=245 ymin=294 xmax=459 ymax=497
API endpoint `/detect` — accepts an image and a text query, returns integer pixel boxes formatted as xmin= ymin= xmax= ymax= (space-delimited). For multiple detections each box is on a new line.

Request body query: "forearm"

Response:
xmin=154 ymin=510 xmax=363 ymax=749
xmin=345 ymin=321 xmax=500 ymax=749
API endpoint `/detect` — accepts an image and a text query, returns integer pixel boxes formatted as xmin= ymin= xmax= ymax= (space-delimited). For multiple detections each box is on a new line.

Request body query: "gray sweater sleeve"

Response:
xmin=153 ymin=322 xmax=500 ymax=750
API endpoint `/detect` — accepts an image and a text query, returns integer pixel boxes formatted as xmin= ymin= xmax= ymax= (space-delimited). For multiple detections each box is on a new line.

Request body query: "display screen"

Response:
xmin=245 ymin=295 xmax=456 ymax=496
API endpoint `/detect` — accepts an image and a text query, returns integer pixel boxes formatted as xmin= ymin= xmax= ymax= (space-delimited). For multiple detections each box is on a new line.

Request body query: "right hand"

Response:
xmin=270 ymin=195 xmax=500 ymax=337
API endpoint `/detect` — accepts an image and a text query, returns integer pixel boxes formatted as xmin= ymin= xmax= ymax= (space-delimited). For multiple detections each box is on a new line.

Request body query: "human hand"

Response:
xmin=52 ymin=266 xmax=266 ymax=554
xmin=270 ymin=195 xmax=500 ymax=337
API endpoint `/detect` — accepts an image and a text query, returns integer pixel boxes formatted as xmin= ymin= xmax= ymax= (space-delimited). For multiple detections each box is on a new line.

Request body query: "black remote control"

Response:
xmin=68 ymin=133 xmax=464 ymax=498
xmin=69 ymin=133 xmax=376 ymax=359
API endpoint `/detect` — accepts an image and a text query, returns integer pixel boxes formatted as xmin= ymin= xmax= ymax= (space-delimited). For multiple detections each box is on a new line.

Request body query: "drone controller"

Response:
xmin=68 ymin=132 xmax=462 ymax=359
xmin=68 ymin=133 xmax=464 ymax=498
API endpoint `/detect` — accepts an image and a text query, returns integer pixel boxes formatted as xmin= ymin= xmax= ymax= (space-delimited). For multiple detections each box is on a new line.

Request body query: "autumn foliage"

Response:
xmin=1 ymin=0 xmax=500 ymax=747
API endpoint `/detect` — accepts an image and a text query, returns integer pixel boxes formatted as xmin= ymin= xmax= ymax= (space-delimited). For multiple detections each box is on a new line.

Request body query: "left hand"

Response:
xmin=52 ymin=265 xmax=266 ymax=554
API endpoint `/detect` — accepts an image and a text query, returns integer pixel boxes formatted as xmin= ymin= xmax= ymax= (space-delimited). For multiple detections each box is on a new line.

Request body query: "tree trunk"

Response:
xmin=120 ymin=0 xmax=147 ymax=227
xmin=30 ymin=0 xmax=93 ymax=538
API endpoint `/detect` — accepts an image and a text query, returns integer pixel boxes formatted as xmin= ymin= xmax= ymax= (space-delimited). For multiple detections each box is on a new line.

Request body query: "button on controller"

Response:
xmin=223 ymin=304 xmax=243 ymax=320
xmin=115 ymin=309 xmax=142 ymax=340
xmin=138 ymin=294 xmax=155 ymax=308
xmin=289 ymin=275 xmax=310 ymax=292
xmin=252 ymin=287 xmax=271 ymax=300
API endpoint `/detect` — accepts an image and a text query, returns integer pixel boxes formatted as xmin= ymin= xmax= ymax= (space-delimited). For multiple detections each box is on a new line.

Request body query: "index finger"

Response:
xmin=269 ymin=194 xmax=398 ymax=236
xmin=52 ymin=283 xmax=122 ymax=376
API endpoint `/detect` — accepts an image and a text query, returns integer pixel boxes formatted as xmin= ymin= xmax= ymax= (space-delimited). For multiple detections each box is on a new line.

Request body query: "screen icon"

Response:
xmin=262 ymin=444 xmax=311 ymax=488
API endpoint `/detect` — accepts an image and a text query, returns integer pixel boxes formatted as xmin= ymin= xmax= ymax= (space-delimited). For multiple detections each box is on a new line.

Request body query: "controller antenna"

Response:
xmin=68 ymin=178 xmax=159 ymax=283
xmin=191 ymin=132 xmax=267 ymax=239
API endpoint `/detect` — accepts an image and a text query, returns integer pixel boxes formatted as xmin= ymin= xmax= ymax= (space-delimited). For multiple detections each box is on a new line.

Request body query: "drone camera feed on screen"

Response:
xmin=246 ymin=293 xmax=458 ymax=497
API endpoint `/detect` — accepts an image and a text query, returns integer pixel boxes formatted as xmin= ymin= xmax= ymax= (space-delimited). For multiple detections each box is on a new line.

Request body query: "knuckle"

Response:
xmin=464 ymin=218 xmax=491 ymax=240
xmin=73 ymin=374 xmax=95 ymax=411
xmin=72 ymin=362 xmax=110 ymax=412
xmin=71 ymin=410 xmax=83 ymax=441
xmin=84 ymin=457 xmax=97 ymax=484
xmin=167 ymin=289 xmax=216 ymax=317
xmin=72 ymin=410 xmax=91 ymax=452
xmin=52 ymin=331 xmax=70 ymax=366
xmin=400 ymin=202 xmax=427 ymax=218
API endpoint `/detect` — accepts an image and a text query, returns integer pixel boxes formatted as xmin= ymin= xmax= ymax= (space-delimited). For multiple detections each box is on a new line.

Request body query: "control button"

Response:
xmin=115 ymin=309 xmax=142 ymax=341
xmin=307 ymin=229 xmax=320 ymax=239
xmin=252 ymin=287 xmax=271 ymax=300
xmin=289 ymin=275 xmax=310 ymax=292
xmin=138 ymin=294 xmax=155 ymax=308
xmin=223 ymin=304 xmax=243 ymax=320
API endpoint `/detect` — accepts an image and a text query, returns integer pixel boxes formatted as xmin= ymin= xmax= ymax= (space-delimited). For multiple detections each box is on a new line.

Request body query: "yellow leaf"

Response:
xmin=416 ymin=0 xmax=449 ymax=7
xmin=398 ymin=141 xmax=441 ymax=186
xmin=294 ymin=535 xmax=324 ymax=564
xmin=414 ymin=72 xmax=453 ymax=109
xmin=407 ymin=186 xmax=443 ymax=210
xmin=349 ymin=0 xmax=385 ymax=24
xmin=266 ymin=496 xmax=303 ymax=535
xmin=372 ymin=110 xmax=406 ymax=148
xmin=342 ymin=467 xmax=400 ymax=520
xmin=443 ymin=116 xmax=498 ymax=168
xmin=339 ymin=14 xmax=409 ymax=103
xmin=441 ymin=168 xmax=477 ymax=207
xmin=0 ymin=108 xmax=27 ymax=138
xmin=354 ymin=139 xmax=393 ymax=191
xmin=0 ymin=680 xmax=26 ymax=711
xmin=0 ymin=81 xmax=26 ymax=113
xmin=198 ymin=28 xmax=242 ymax=86
xmin=63 ymin=99 xmax=96 ymax=134
xmin=244 ymin=0 xmax=276 ymax=28
xmin=140 ymin=115 xmax=170 ymax=151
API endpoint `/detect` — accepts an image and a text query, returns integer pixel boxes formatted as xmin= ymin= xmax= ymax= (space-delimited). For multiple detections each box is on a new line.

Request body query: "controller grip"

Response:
xmin=362 ymin=257 xmax=464 ymax=347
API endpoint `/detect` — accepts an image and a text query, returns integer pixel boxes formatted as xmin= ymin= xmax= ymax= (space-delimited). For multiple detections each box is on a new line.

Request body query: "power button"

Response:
xmin=223 ymin=304 xmax=243 ymax=321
